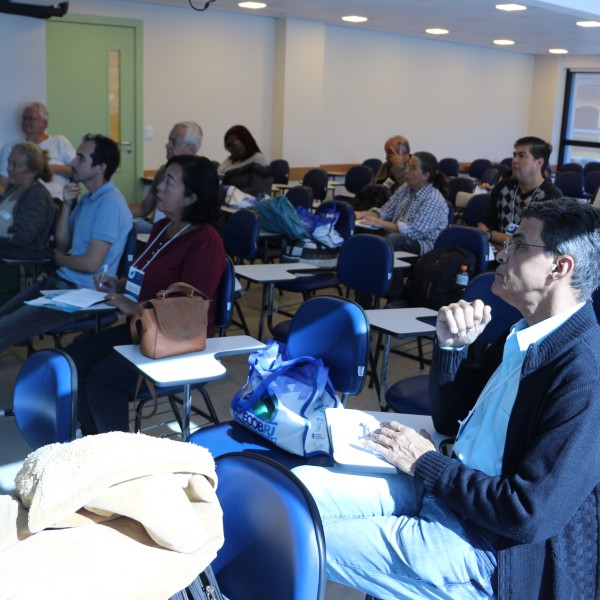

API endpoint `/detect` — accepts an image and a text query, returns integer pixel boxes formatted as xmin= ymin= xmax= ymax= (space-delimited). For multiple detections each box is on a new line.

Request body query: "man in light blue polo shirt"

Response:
xmin=0 ymin=134 xmax=132 ymax=354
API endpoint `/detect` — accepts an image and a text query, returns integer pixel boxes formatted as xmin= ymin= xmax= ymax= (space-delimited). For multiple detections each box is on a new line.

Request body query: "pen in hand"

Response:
xmin=98 ymin=264 xmax=108 ymax=289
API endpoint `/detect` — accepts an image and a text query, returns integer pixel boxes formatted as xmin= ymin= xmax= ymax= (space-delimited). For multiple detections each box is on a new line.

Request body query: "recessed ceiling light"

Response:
xmin=577 ymin=21 xmax=600 ymax=28
xmin=342 ymin=15 xmax=368 ymax=23
xmin=238 ymin=2 xmax=266 ymax=9
xmin=549 ymin=48 xmax=569 ymax=54
xmin=494 ymin=39 xmax=515 ymax=45
xmin=496 ymin=3 xmax=527 ymax=11
xmin=426 ymin=28 xmax=449 ymax=35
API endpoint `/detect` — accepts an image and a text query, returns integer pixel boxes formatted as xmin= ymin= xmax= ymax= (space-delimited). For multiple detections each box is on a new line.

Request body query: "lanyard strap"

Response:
xmin=132 ymin=222 xmax=191 ymax=272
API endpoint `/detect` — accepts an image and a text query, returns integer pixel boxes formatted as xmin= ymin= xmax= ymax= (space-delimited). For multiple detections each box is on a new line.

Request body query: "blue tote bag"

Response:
xmin=230 ymin=340 xmax=341 ymax=456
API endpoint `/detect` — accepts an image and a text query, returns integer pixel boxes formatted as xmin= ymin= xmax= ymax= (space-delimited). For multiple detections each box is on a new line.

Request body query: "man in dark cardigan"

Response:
xmin=295 ymin=198 xmax=600 ymax=599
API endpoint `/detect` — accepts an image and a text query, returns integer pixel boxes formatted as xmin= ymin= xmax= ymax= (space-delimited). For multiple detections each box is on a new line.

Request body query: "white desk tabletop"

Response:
xmin=394 ymin=250 xmax=417 ymax=259
xmin=365 ymin=307 xmax=437 ymax=337
xmin=114 ymin=335 xmax=264 ymax=387
xmin=235 ymin=262 xmax=319 ymax=283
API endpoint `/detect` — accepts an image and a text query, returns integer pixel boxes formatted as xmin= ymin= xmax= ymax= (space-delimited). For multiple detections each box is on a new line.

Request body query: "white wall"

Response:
xmin=0 ymin=14 xmax=47 ymax=145
xmin=321 ymin=26 xmax=535 ymax=163
xmin=1 ymin=0 xmax=598 ymax=171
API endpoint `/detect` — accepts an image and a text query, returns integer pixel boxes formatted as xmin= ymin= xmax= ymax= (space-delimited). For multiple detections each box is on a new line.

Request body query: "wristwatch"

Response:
xmin=484 ymin=230 xmax=492 ymax=241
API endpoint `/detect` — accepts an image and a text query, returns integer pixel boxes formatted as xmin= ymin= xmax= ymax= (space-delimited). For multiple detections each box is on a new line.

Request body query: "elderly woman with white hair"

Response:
xmin=0 ymin=142 xmax=57 ymax=306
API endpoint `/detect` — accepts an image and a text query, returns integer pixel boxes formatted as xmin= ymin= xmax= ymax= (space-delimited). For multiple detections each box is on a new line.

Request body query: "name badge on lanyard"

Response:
xmin=125 ymin=266 xmax=144 ymax=301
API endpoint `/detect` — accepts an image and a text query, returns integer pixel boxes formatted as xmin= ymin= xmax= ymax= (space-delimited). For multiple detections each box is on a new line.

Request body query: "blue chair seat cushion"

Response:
xmin=276 ymin=272 xmax=339 ymax=293
xmin=385 ymin=374 xmax=430 ymax=415
xmin=187 ymin=421 xmax=333 ymax=470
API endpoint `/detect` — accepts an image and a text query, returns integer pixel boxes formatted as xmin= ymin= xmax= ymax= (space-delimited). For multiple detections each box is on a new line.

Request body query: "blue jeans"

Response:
xmin=293 ymin=466 xmax=497 ymax=600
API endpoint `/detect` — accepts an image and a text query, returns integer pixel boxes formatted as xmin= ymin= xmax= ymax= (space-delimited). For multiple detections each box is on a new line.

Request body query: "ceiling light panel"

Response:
xmin=496 ymin=3 xmax=527 ymax=11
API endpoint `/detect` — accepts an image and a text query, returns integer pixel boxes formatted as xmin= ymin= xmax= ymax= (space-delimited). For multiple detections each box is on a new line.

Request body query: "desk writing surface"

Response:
xmin=114 ymin=335 xmax=264 ymax=387
xmin=365 ymin=307 xmax=437 ymax=337
xmin=395 ymin=258 xmax=411 ymax=269
xmin=235 ymin=262 xmax=316 ymax=283
xmin=327 ymin=409 xmax=446 ymax=473
xmin=394 ymin=250 xmax=417 ymax=259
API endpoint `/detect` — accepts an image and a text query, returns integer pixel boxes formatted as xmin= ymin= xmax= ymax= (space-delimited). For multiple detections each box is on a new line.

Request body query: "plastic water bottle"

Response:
xmin=456 ymin=264 xmax=469 ymax=287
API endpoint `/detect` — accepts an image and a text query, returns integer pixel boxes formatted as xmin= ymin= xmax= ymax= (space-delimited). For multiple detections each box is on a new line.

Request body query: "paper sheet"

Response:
xmin=326 ymin=408 xmax=448 ymax=473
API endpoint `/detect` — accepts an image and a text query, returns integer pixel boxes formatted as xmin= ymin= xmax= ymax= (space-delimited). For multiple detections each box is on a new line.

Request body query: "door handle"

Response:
xmin=120 ymin=140 xmax=133 ymax=154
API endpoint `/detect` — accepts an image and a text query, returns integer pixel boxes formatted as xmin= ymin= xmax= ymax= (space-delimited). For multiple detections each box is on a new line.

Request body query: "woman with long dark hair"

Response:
xmin=218 ymin=124 xmax=273 ymax=196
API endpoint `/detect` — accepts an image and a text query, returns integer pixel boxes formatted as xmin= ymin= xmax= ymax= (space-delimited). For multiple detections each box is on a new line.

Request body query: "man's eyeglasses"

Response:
xmin=503 ymin=238 xmax=552 ymax=254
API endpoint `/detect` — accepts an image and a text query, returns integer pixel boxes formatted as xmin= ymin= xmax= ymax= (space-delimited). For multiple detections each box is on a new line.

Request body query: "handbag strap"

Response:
xmin=232 ymin=354 xmax=322 ymax=412
xmin=133 ymin=375 xmax=159 ymax=420
xmin=159 ymin=282 xmax=206 ymax=299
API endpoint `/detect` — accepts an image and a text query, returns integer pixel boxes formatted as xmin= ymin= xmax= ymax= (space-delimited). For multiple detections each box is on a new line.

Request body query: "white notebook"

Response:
xmin=326 ymin=408 xmax=450 ymax=473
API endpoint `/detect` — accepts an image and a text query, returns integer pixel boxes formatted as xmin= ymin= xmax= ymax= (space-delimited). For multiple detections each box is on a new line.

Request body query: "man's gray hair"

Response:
xmin=523 ymin=198 xmax=600 ymax=301
xmin=23 ymin=101 xmax=49 ymax=124
xmin=174 ymin=121 xmax=203 ymax=153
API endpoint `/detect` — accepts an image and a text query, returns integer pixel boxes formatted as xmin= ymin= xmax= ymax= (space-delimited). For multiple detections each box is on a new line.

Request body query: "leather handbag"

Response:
xmin=130 ymin=282 xmax=210 ymax=360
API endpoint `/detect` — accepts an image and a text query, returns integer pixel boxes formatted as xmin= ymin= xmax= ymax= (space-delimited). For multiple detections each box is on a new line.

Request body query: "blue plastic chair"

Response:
xmin=447 ymin=176 xmax=475 ymax=206
xmin=385 ymin=271 xmax=522 ymax=415
xmin=362 ymin=157 xmax=382 ymax=173
xmin=463 ymin=193 xmax=490 ymax=227
xmin=584 ymin=171 xmax=600 ymax=197
xmin=270 ymin=159 xmax=289 ymax=185
xmin=341 ymin=164 xmax=373 ymax=195
xmin=555 ymin=171 xmax=585 ymax=198
xmin=285 ymin=185 xmax=313 ymax=211
xmin=211 ymin=453 xmax=326 ymax=600
xmin=272 ymin=232 xmax=390 ymax=341
xmin=468 ymin=158 xmax=492 ymax=180
xmin=134 ymin=255 xmax=236 ymax=432
xmin=224 ymin=209 xmax=260 ymax=334
xmin=584 ymin=161 xmax=600 ymax=176
xmin=187 ymin=296 xmax=370 ymax=468
xmin=302 ymin=168 xmax=329 ymax=202
xmin=434 ymin=225 xmax=489 ymax=276
xmin=438 ymin=158 xmax=460 ymax=178
xmin=317 ymin=198 xmax=355 ymax=239
xmin=479 ymin=167 xmax=500 ymax=187
xmin=13 ymin=348 xmax=77 ymax=450
xmin=559 ymin=162 xmax=584 ymax=175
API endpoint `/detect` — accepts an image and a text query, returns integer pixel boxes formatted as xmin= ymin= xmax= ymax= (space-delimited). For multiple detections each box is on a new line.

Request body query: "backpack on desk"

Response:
xmin=405 ymin=246 xmax=475 ymax=310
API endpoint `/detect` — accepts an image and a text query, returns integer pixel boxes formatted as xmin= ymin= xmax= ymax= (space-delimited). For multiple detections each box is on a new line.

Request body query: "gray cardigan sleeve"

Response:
xmin=0 ymin=183 xmax=56 ymax=251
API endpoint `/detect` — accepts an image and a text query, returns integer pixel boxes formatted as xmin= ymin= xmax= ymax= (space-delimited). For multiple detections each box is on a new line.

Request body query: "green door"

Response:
xmin=46 ymin=15 xmax=143 ymax=202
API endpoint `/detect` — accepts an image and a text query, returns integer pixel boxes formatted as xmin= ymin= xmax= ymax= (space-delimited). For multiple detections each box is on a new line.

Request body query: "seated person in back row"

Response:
xmin=218 ymin=125 xmax=273 ymax=197
xmin=356 ymin=152 xmax=449 ymax=299
xmin=0 ymin=101 xmax=76 ymax=199
xmin=130 ymin=121 xmax=203 ymax=234
xmin=371 ymin=135 xmax=411 ymax=193
xmin=0 ymin=142 xmax=57 ymax=306
xmin=478 ymin=136 xmax=562 ymax=251
xmin=295 ymin=198 xmax=600 ymax=600
xmin=0 ymin=134 xmax=132 ymax=354
xmin=352 ymin=135 xmax=412 ymax=211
